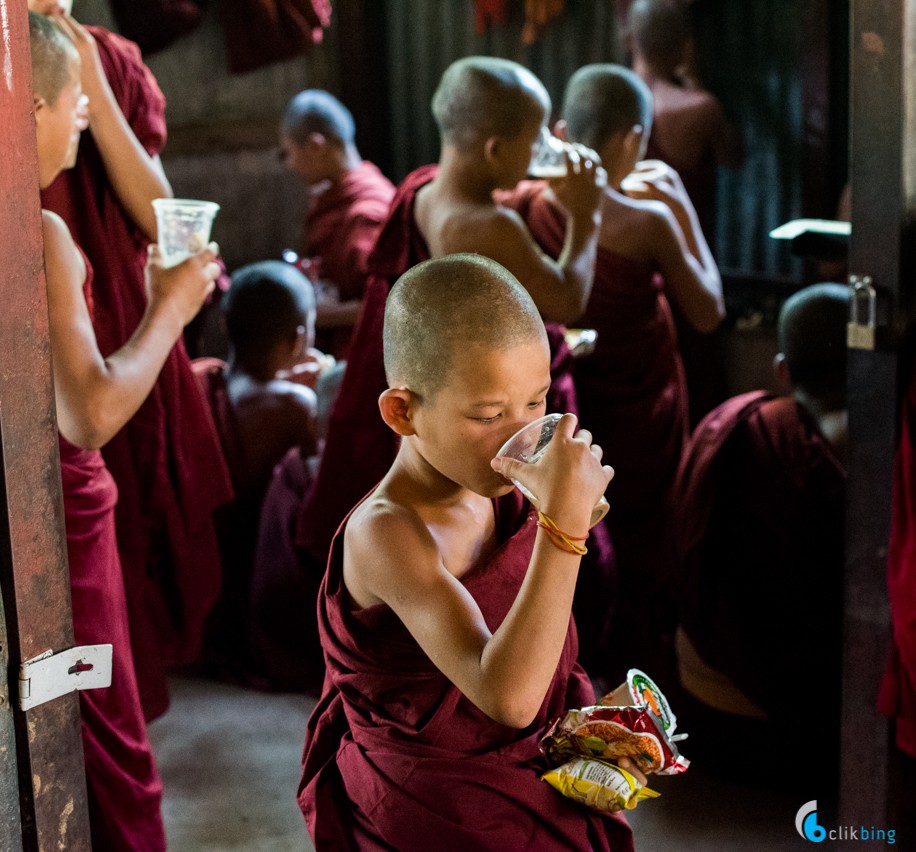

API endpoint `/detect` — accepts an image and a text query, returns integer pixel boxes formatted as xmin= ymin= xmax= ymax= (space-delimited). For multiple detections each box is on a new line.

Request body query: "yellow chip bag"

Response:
xmin=542 ymin=758 xmax=660 ymax=814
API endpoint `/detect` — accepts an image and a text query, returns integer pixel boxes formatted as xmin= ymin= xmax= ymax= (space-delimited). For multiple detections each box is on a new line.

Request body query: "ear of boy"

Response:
xmin=379 ymin=387 xmax=419 ymax=437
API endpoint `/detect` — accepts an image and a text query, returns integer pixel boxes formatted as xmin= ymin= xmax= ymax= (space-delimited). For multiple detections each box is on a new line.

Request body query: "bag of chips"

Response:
xmin=541 ymin=669 xmax=690 ymax=776
xmin=542 ymin=758 xmax=660 ymax=814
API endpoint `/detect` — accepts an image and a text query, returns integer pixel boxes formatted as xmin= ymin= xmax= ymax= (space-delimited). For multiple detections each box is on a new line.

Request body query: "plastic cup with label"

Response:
xmin=528 ymin=128 xmax=569 ymax=179
xmin=495 ymin=413 xmax=610 ymax=528
xmin=152 ymin=198 xmax=220 ymax=268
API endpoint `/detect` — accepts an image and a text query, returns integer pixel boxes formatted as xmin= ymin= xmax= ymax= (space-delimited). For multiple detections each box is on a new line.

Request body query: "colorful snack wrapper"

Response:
xmin=542 ymin=758 xmax=659 ymax=814
xmin=541 ymin=669 xmax=690 ymax=775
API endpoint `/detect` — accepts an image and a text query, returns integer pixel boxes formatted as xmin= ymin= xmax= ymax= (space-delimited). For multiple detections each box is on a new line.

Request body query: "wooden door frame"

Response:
xmin=0 ymin=3 xmax=92 ymax=848
xmin=842 ymin=0 xmax=916 ymax=827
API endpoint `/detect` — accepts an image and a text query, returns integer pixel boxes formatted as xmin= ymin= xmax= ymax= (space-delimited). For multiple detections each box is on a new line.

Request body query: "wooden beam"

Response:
xmin=0 ymin=2 xmax=91 ymax=848
xmin=843 ymin=0 xmax=916 ymax=828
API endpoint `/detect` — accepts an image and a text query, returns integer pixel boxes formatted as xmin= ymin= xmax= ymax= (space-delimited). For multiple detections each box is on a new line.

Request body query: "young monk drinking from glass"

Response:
xmin=299 ymin=254 xmax=640 ymax=851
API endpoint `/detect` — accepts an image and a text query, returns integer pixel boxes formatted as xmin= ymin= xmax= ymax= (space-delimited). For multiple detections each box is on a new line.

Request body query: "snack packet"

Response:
xmin=542 ymin=758 xmax=659 ymax=814
xmin=541 ymin=669 xmax=690 ymax=775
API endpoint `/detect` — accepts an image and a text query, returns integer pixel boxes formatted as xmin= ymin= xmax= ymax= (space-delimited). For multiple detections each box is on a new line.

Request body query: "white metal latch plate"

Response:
xmin=18 ymin=645 xmax=113 ymax=711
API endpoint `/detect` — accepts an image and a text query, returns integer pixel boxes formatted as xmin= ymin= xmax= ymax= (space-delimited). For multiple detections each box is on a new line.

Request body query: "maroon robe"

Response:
xmin=506 ymin=183 xmax=688 ymax=679
xmin=41 ymin=27 xmax=233 ymax=721
xmin=249 ymin=448 xmax=324 ymax=693
xmin=218 ymin=0 xmax=331 ymax=74
xmin=671 ymin=392 xmax=844 ymax=774
xmin=61 ymin=254 xmax=165 ymax=852
xmin=307 ymin=161 xmax=395 ymax=357
xmin=299 ymin=491 xmax=634 ymax=851
xmin=307 ymin=161 xmax=396 ymax=303
xmin=879 ymin=370 xmax=916 ymax=757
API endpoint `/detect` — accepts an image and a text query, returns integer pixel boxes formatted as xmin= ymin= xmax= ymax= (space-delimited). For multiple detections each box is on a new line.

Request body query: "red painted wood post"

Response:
xmin=0 ymin=3 xmax=92 ymax=849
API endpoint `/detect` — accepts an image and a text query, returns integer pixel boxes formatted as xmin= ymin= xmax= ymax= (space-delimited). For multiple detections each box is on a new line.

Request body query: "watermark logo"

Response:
xmin=795 ymin=801 xmax=896 ymax=845
xmin=796 ymin=801 xmax=826 ymax=842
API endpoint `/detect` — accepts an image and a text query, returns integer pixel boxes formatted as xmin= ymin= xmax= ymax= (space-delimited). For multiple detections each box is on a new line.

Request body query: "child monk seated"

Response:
xmin=671 ymin=283 xmax=847 ymax=797
xmin=279 ymin=89 xmax=395 ymax=358
xmin=299 ymin=254 xmax=640 ymax=851
xmin=193 ymin=260 xmax=325 ymax=682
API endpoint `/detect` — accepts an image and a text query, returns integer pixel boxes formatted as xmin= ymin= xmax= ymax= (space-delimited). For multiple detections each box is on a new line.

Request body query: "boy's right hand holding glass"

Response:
xmin=491 ymin=413 xmax=613 ymax=538
xmin=549 ymin=146 xmax=607 ymax=229
xmin=145 ymin=242 xmax=221 ymax=329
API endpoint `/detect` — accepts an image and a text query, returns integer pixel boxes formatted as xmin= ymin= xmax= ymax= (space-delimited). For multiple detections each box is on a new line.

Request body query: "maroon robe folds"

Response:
xmin=62 ymin=255 xmax=165 ymax=852
xmin=218 ymin=0 xmax=331 ymax=74
xmin=506 ymin=183 xmax=688 ymax=679
xmin=41 ymin=27 xmax=233 ymax=721
xmin=250 ymin=448 xmax=324 ymax=692
xmin=299 ymin=491 xmax=634 ymax=851
xmin=307 ymin=161 xmax=396 ymax=357
xmin=879 ymin=371 xmax=916 ymax=757
xmin=307 ymin=161 xmax=396 ymax=303
xmin=672 ymin=392 xmax=845 ymax=776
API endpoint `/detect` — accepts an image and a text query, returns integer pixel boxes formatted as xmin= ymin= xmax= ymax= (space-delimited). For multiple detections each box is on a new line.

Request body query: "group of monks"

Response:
xmin=22 ymin=0 xmax=915 ymax=848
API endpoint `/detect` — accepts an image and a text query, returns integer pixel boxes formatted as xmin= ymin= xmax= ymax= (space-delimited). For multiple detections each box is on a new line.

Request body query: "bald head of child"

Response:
xmin=30 ymin=11 xmax=85 ymax=187
xmin=776 ymin=283 xmax=849 ymax=413
xmin=381 ymin=254 xmax=551 ymax=497
xmin=628 ymin=0 xmax=694 ymax=76
xmin=432 ymin=57 xmax=550 ymax=188
xmin=562 ymin=64 xmax=652 ymax=182
xmin=280 ymin=89 xmax=358 ymax=184
xmin=223 ymin=260 xmax=316 ymax=378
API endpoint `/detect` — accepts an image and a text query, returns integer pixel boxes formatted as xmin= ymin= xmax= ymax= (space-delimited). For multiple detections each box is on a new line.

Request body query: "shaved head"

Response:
xmin=629 ymin=0 xmax=693 ymax=70
xmin=384 ymin=254 xmax=548 ymax=398
xmin=563 ymin=64 xmax=653 ymax=151
xmin=431 ymin=57 xmax=550 ymax=152
xmin=29 ymin=11 xmax=78 ymax=105
xmin=281 ymin=89 xmax=355 ymax=147
xmin=778 ymin=283 xmax=849 ymax=405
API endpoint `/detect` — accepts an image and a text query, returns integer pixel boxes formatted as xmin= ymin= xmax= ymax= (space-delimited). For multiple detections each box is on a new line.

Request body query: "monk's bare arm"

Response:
xmin=647 ymin=203 xmax=724 ymax=332
xmin=344 ymin=419 xmax=611 ymax=728
xmin=628 ymin=164 xmax=724 ymax=332
xmin=446 ymin=157 xmax=604 ymax=325
xmin=58 ymin=15 xmax=172 ymax=240
xmin=43 ymin=211 xmax=217 ymax=449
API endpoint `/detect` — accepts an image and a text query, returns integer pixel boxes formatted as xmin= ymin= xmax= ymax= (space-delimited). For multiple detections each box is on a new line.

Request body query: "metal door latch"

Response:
xmin=18 ymin=645 xmax=112 ymax=711
xmin=847 ymin=274 xmax=877 ymax=350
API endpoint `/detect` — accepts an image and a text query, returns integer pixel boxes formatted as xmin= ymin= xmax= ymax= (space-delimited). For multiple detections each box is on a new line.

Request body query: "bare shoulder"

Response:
xmin=268 ymin=378 xmax=318 ymax=416
xmin=601 ymin=193 xmax=670 ymax=256
xmin=441 ymin=203 xmax=527 ymax=253
xmin=41 ymin=209 xmax=75 ymax=252
xmin=41 ymin=211 xmax=85 ymax=289
xmin=344 ymin=490 xmax=440 ymax=605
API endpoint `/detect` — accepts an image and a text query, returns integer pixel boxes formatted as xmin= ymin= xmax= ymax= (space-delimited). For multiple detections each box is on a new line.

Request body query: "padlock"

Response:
xmin=847 ymin=275 xmax=876 ymax=351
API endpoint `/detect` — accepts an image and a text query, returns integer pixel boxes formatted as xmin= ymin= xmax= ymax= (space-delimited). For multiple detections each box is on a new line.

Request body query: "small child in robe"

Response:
xmin=193 ymin=260 xmax=325 ymax=682
xmin=299 ymin=254 xmax=640 ymax=851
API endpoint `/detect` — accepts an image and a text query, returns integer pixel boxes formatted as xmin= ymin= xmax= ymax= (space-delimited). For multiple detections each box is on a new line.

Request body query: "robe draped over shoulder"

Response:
xmin=672 ymin=393 xmax=845 ymax=729
xmin=59 ymin=251 xmax=165 ymax=852
xmin=41 ymin=27 xmax=233 ymax=720
xmin=307 ymin=161 xmax=396 ymax=303
xmin=299 ymin=491 xmax=634 ymax=851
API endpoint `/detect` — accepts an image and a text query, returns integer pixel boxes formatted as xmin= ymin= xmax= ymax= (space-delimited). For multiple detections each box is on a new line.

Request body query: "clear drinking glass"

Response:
xmin=152 ymin=198 xmax=220 ymax=268
xmin=496 ymin=413 xmax=610 ymax=528
xmin=528 ymin=128 xmax=568 ymax=179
